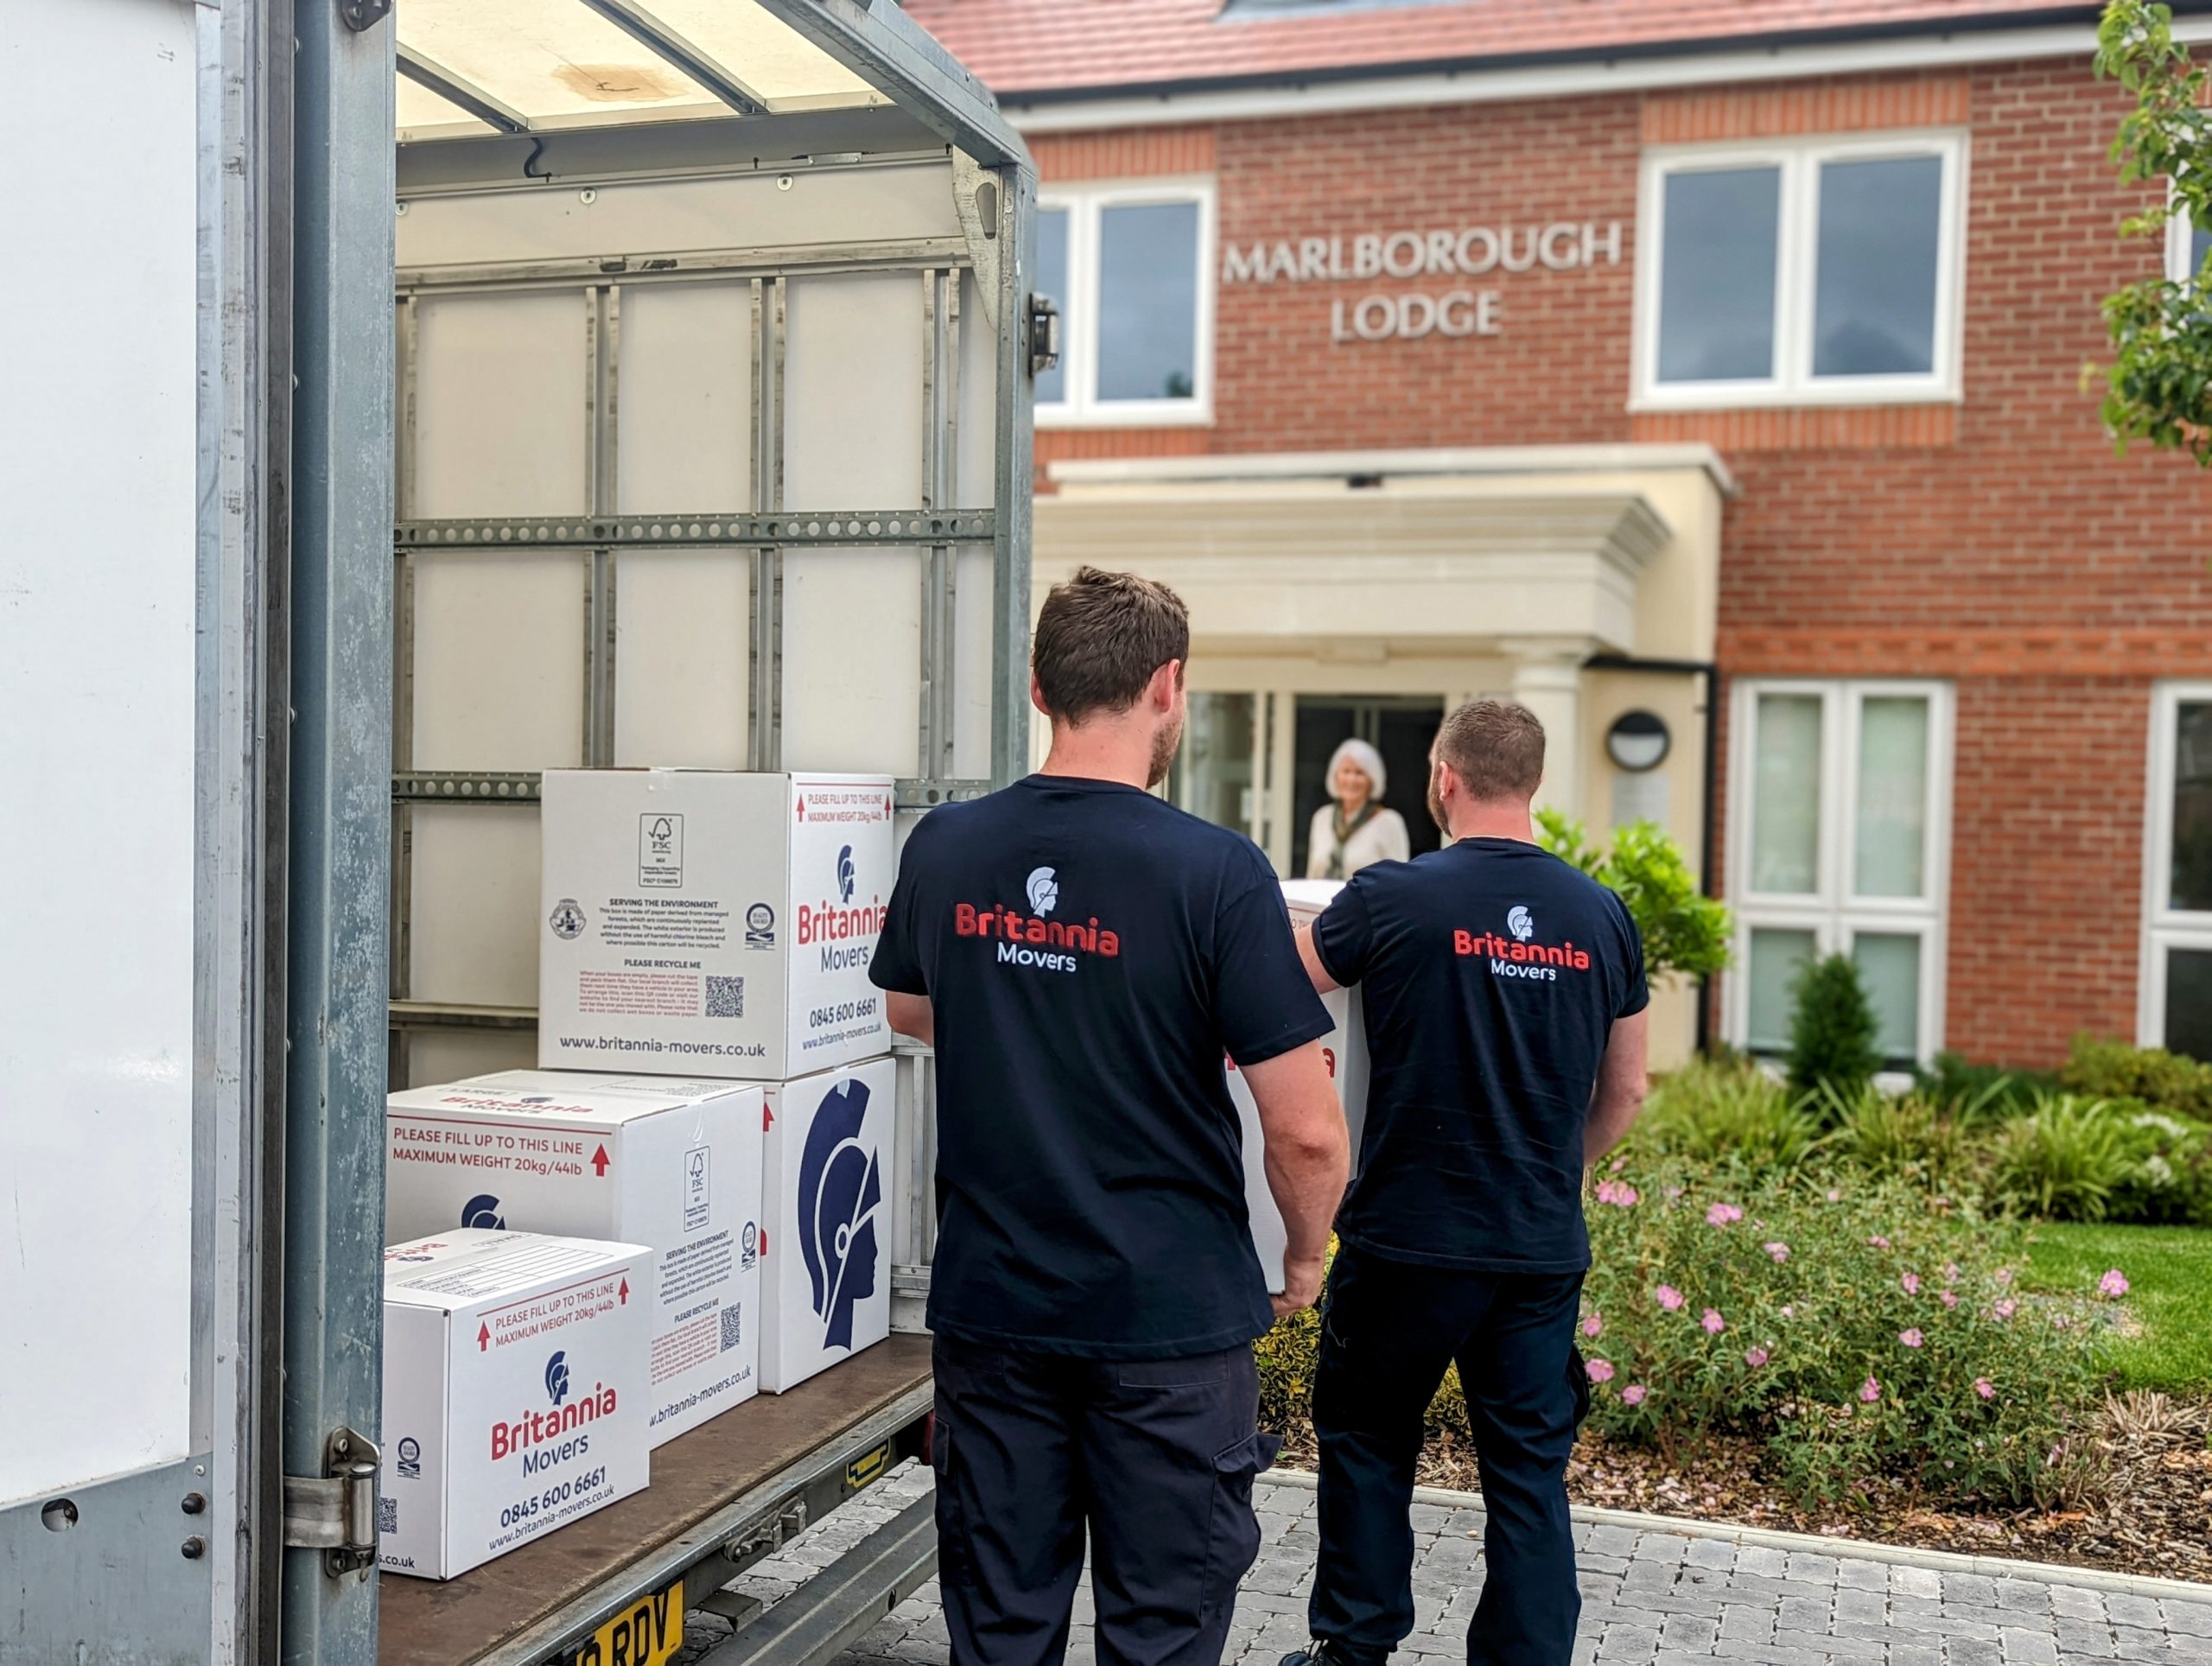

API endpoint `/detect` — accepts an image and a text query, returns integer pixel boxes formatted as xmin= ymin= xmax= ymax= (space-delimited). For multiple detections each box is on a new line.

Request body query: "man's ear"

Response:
xmin=1147 ymin=659 xmax=1182 ymax=713
xmin=1030 ymin=671 xmax=1051 ymax=718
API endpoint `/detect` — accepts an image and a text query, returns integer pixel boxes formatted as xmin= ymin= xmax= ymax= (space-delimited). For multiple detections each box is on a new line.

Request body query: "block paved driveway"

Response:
xmin=677 ymin=1463 xmax=2212 ymax=1666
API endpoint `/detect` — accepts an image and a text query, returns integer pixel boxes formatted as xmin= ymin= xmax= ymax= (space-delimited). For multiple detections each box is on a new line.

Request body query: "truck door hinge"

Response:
xmin=1027 ymin=294 xmax=1061 ymax=378
xmin=283 ymin=1428 xmax=383 ymax=1580
xmin=339 ymin=0 xmax=392 ymax=32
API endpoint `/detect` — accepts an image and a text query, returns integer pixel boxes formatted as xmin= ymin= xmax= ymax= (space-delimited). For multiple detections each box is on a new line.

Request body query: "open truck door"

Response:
xmin=2 ymin=3 xmax=1038 ymax=1661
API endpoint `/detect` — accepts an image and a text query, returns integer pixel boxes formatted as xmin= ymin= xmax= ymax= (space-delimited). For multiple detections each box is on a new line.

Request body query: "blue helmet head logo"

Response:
xmin=798 ymin=1080 xmax=881 ymax=1351
xmin=545 ymin=1351 xmax=570 ymax=1406
xmin=461 ymin=1193 xmax=505 ymax=1230
xmin=836 ymin=844 xmax=856 ymax=905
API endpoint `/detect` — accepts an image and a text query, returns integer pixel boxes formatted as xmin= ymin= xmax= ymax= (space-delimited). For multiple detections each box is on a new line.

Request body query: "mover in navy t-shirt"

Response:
xmin=1312 ymin=837 xmax=1649 ymax=1273
xmin=869 ymin=775 xmax=1334 ymax=1358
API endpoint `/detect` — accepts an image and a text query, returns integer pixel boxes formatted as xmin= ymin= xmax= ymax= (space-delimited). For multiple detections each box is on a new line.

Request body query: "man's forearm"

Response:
xmin=1266 ymin=1119 xmax=1349 ymax=1270
xmin=886 ymin=991 xmax=935 ymax=1046
xmin=1584 ymin=1088 xmax=1642 ymax=1167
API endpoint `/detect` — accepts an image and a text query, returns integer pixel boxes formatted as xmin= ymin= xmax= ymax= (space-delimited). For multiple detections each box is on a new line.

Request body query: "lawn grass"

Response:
xmin=2022 ymin=1222 xmax=2212 ymax=1395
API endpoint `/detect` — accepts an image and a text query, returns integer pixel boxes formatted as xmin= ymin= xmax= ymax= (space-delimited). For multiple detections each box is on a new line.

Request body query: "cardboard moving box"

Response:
xmin=385 ymin=1071 xmax=764 ymax=1447
xmin=539 ymin=769 xmax=896 ymax=1081
xmin=1229 ymin=879 xmax=1370 ymax=1294
xmin=378 ymin=1229 xmax=650 ymax=1580
xmin=758 ymin=1057 xmax=896 ymax=1393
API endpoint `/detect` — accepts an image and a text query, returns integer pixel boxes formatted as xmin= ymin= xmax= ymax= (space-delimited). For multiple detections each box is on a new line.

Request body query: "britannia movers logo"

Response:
xmin=798 ymin=845 xmax=885 ymax=970
xmin=956 ymin=865 xmax=1120 ymax=974
xmin=461 ymin=1194 xmax=507 ymax=1230
xmin=799 ymin=1080 xmax=881 ymax=1351
xmin=1456 ymin=904 xmax=1591 ymax=983
xmin=489 ymin=1348 xmax=617 ymax=1464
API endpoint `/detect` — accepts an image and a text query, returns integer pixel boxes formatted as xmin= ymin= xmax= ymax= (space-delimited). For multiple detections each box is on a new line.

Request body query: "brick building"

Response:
xmin=905 ymin=0 xmax=2212 ymax=1071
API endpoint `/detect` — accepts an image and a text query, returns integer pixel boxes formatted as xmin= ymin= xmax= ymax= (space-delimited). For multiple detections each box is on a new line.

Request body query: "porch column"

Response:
xmin=1508 ymin=645 xmax=1586 ymax=820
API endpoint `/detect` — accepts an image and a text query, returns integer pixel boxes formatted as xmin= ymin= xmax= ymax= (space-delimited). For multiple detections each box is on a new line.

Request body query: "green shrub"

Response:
xmin=2061 ymin=1036 xmax=2212 ymax=1119
xmin=1535 ymin=811 xmax=1732 ymax=983
xmin=1914 ymin=1052 xmax=2057 ymax=1120
xmin=1638 ymin=1058 xmax=1826 ymax=1172
xmin=1987 ymin=1096 xmax=2134 ymax=1222
xmin=1787 ymin=955 xmax=1883 ymax=1105
xmin=1821 ymin=1084 xmax=1978 ymax=1192
xmin=2104 ymin=1106 xmax=2212 ymax=1226
xmin=1579 ymin=1162 xmax=2104 ymax=1508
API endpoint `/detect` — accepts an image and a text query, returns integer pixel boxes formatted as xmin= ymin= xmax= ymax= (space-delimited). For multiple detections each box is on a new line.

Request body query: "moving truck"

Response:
xmin=2 ymin=2 xmax=1041 ymax=1661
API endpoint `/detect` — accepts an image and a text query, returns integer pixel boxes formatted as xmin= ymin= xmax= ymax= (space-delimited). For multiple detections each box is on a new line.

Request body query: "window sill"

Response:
xmin=1629 ymin=384 xmax=1961 ymax=415
xmin=1038 ymin=404 xmax=1215 ymax=430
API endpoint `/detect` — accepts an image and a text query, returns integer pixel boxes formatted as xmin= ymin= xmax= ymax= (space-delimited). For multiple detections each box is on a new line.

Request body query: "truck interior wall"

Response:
xmin=392 ymin=152 xmax=1005 ymax=1088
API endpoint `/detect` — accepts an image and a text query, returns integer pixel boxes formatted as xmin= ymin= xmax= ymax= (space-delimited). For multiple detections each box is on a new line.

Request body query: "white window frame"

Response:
xmin=2139 ymin=682 xmax=2212 ymax=1051
xmin=1035 ymin=177 xmax=1217 ymax=428
xmin=1726 ymin=678 xmax=1955 ymax=1068
xmin=1632 ymin=130 xmax=1969 ymax=411
xmin=2165 ymin=194 xmax=2209 ymax=284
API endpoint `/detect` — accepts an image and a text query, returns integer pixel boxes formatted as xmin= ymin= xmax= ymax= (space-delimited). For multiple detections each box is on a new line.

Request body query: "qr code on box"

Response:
xmin=706 ymin=976 xmax=744 ymax=1019
xmin=378 ymin=1495 xmax=397 ymax=1536
xmin=720 ymin=1305 xmax=743 ymax=1353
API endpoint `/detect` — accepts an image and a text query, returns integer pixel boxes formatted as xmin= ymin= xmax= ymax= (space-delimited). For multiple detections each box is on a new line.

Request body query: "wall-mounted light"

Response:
xmin=1605 ymin=709 xmax=1670 ymax=773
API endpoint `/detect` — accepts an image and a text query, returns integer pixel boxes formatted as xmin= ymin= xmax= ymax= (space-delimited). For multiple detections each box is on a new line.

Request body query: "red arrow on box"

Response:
xmin=477 ymin=1322 xmax=491 ymax=1352
xmin=591 ymin=1145 xmax=610 ymax=1177
xmin=619 ymin=1278 xmax=629 ymax=1305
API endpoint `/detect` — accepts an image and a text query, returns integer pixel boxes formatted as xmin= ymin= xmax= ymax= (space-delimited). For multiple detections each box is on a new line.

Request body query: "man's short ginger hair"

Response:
xmin=1031 ymin=566 xmax=1190 ymax=724
xmin=1433 ymin=699 xmax=1546 ymax=803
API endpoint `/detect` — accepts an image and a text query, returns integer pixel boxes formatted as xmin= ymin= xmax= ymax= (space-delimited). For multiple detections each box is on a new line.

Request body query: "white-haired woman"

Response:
xmin=1306 ymin=737 xmax=1410 ymax=880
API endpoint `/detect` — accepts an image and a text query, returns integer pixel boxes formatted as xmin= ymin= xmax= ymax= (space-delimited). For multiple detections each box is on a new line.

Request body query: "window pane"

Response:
xmin=1813 ymin=155 xmax=1942 ymax=378
xmin=2172 ymin=701 xmax=2212 ymax=913
xmin=2193 ymin=220 xmax=2212 ymax=282
xmin=1751 ymin=694 xmax=1822 ymax=894
xmin=1097 ymin=201 xmax=1199 ymax=403
xmin=1170 ymin=692 xmax=1256 ymax=836
xmin=1852 ymin=932 xmax=1922 ymax=1064
xmin=1854 ymin=696 xmax=1930 ymax=899
xmin=1656 ymin=167 xmax=1780 ymax=384
xmin=1033 ymin=207 xmax=1069 ymax=404
xmin=2165 ymin=945 xmax=2212 ymax=1063
xmin=1746 ymin=927 xmax=1818 ymax=1052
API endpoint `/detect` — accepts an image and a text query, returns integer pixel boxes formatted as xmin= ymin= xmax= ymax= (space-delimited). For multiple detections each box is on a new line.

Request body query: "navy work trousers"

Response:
xmin=1307 ymin=1244 xmax=1589 ymax=1666
xmin=931 ymin=1332 xmax=1280 ymax=1666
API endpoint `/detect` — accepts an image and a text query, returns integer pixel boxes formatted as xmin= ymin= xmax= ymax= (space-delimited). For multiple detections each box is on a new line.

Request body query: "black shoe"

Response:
xmin=1279 ymin=1641 xmax=1357 ymax=1666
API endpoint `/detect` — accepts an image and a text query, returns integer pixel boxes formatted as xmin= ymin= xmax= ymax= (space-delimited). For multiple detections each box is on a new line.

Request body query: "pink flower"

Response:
xmin=1827 ymin=1187 xmax=1842 ymax=1203
xmin=1656 ymin=1285 xmax=1686 ymax=1312
xmin=1745 ymin=1346 xmax=1770 ymax=1368
xmin=1665 ymin=1185 xmax=1685 ymax=1202
xmin=1610 ymin=1156 xmax=1626 ymax=1173
xmin=1868 ymin=1235 xmax=1891 ymax=1250
xmin=1582 ymin=1313 xmax=1603 ymax=1339
xmin=1939 ymin=1289 xmax=1959 ymax=1310
xmin=1859 ymin=1377 xmax=1883 ymax=1403
xmin=1621 ymin=1384 xmax=1647 ymax=1407
xmin=1901 ymin=1272 xmax=1922 ymax=1296
xmin=1899 ymin=1328 xmax=1925 ymax=1349
xmin=1995 ymin=1267 xmax=2015 ymax=1287
xmin=1780 ymin=1305 xmax=1795 ymax=1318
xmin=1943 ymin=1262 xmax=1961 ymax=1282
xmin=1975 ymin=1378 xmax=1997 ymax=1401
xmin=1706 ymin=1202 xmax=1745 ymax=1227
xmin=1701 ymin=1308 xmax=1726 ymax=1335
xmin=2099 ymin=1269 xmax=2130 ymax=1299
xmin=1586 ymin=1358 xmax=1616 ymax=1384
xmin=2052 ymin=1314 xmax=2072 ymax=1331
xmin=1993 ymin=1299 xmax=2018 ymax=1320
xmin=1594 ymin=1180 xmax=1640 ymax=1208
xmin=1764 ymin=1241 xmax=1790 ymax=1264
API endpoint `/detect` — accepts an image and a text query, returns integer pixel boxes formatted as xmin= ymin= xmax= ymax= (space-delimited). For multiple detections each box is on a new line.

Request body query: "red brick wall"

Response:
xmin=1037 ymin=58 xmax=2212 ymax=1064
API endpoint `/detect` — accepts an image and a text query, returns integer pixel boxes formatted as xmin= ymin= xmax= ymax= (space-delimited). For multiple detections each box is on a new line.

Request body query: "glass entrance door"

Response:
xmin=1292 ymin=695 xmax=1446 ymax=876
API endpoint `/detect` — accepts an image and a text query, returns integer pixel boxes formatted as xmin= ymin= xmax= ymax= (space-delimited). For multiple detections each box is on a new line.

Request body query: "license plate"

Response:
xmin=570 ymin=1578 xmax=683 ymax=1666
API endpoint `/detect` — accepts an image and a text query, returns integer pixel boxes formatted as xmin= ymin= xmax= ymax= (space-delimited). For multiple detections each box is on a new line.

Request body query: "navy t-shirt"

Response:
xmin=1313 ymin=837 xmax=1648 ymax=1274
xmin=870 ymin=775 xmax=1333 ymax=1358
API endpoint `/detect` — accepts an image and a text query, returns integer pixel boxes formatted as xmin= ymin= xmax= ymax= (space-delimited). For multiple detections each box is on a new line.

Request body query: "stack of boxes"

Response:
xmin=378 ymin=771 xmax=899 ymax=1579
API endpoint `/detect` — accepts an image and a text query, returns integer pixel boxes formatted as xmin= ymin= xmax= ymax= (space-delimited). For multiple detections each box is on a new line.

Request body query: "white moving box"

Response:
xmin=1230 ymin=879 xmax=1370 ymax=1294
xmin=385 ymin=1071 xmax=764 ymax=1447
xmin=759 ymin=1057 xmax=895 ymax=1392
xmin=379 ymin=1229 xmax=650 ymax=1580
xmin=539 ymin=770 xmax=897 ymax=1081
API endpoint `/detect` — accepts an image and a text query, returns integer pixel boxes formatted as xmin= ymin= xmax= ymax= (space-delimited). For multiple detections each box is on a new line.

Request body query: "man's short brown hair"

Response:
xmin=1434 ymin=699 xmax=1546 ymax=802
xmin=1031 ymin=566 xmax=1190 ymax=724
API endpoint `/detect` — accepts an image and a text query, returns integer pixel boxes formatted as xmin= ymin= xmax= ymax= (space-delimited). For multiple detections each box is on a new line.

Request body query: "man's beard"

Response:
xmin=1427 ymin=770 xmax=1448 ymax=835
xmin=1147 ymin=713 xmax=1185 ymax=789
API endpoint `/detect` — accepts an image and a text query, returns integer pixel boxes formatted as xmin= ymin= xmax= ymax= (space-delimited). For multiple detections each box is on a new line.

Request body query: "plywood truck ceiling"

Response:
xmin=395 ymin=0 xmax=888 ymax=142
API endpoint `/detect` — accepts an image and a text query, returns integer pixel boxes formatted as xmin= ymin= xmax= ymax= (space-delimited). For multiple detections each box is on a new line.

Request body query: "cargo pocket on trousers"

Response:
xmin=931 ymin=1415 xmax=974 ymax=1589
xmin=1567 ymin=1346 xmax=1592 ymax=1428
xmin=1201 ymin=1431 xmax=1281 ymax=1615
